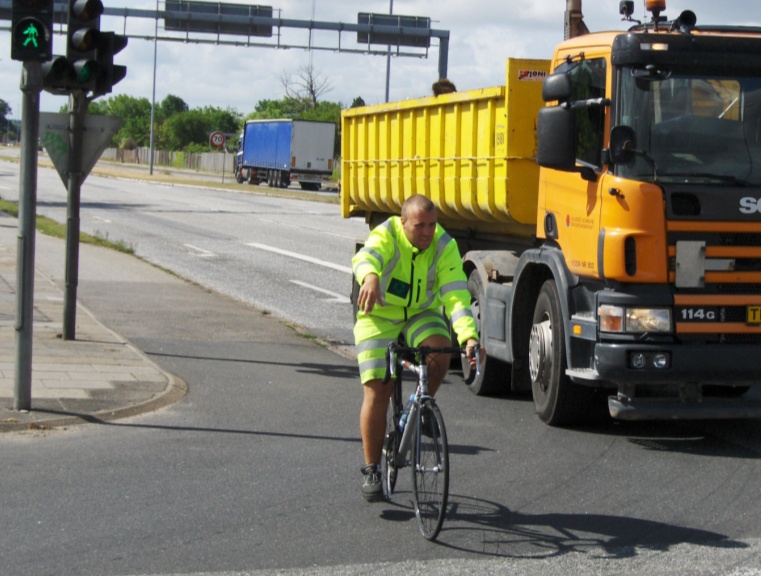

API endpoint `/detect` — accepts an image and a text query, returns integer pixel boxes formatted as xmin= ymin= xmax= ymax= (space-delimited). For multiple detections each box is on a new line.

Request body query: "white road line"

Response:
xmin=184 ymin=243 xmax=215 ymax=257
xmin=246 ymin=242 xmax=352 ymax=274
xmin=290 ymin=280 xmax=350 ymax=303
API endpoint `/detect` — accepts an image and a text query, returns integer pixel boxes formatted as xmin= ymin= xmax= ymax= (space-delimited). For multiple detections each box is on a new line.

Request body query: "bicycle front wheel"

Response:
xmin=382 ymin=396 xmax=400 ymax=500
xmin=412 ymin=399 xmax=449 ymax=540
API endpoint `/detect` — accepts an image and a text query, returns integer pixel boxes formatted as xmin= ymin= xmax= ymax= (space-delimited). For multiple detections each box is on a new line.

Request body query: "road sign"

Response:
xmin=209 ymin=131 xmax=225 ymax=148
xmin=39 ymin=112 xmax=122 ymax=187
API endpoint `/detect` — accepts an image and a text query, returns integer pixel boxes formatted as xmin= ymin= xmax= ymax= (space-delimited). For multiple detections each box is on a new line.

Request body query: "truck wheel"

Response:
xmin=462 ymin=270 xmax=507 ymax=396
xmin=529 ymin=279 xmax=594 ymax=426
xmin=280 ymin=172 xmax=289 ymax=188
xmin=235 ymin=168 xmax=244 ymax=184
xmin=246 ymin=170 xmax=256 ymax=185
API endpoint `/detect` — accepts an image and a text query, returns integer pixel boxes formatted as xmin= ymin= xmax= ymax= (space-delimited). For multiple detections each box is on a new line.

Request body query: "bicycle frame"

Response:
xmin=386 ymin=344 xmax=478 ymax=466
xmin=393 ymin=357 xmax=428 ymax=467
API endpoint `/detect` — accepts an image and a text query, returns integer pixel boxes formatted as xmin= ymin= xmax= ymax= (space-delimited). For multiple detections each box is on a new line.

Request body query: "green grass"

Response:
xmin=0 ymin=198 xmax=135 ymax=254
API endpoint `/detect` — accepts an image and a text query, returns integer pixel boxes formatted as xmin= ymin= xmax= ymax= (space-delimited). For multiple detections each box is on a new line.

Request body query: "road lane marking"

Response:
xmin=290 ymin=280 xmax=350 ymax=303
xmin=184 ymin=243 xmax=215 ymax=257
xmin=246 ymin=242 xmax=352 ymax=274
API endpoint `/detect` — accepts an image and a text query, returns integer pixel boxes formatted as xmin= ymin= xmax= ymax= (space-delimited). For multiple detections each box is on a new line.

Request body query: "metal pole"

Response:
xmin=384 ymin=0 xmax=394 ymax=103
xmin=148 ymin=0 xmax=159 ymax=175
xmin=62 ymin=92 xmax=87 ymax=341
xmin=14 ymin=61 xmax=43 ymax=411
xmin=437 ymin=32 xmax=449 ymax=81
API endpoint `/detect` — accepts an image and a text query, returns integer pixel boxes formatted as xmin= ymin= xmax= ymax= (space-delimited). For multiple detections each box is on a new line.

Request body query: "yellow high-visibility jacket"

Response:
xmin=353 ymin=217 xmax=478 ymax=345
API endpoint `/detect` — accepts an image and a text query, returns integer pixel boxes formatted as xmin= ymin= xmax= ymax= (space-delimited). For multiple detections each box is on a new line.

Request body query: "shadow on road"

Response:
xmin=437 ymin=493 xmax=746 ymax=558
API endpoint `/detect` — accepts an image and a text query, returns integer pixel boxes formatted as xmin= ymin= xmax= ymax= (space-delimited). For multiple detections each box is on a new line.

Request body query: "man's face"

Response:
xmin=402 ymin=207 xmax=437 ymax=251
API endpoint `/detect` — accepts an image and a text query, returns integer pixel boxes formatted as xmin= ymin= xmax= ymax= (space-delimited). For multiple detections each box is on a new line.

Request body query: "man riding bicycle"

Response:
xmin=352 ymin=194 xmax=481 ymax=502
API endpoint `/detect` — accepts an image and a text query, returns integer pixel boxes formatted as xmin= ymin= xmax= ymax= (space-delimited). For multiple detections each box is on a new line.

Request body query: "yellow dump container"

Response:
xmin=341 ymin=58 xmax=550 ymax=237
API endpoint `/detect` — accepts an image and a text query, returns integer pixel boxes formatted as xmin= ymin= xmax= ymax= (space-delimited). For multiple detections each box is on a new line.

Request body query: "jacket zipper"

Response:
xmin=405 ymin=253 xmax=418 ymax=319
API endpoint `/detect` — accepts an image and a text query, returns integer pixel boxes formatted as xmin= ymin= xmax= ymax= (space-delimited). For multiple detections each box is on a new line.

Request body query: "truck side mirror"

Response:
xmin=542 ymin=72 xmax=572 ymax=103
xmin=537 ymin=106 xmax=576 ymax=170
xmin=609 ymin=125 xmax=637 ymax=165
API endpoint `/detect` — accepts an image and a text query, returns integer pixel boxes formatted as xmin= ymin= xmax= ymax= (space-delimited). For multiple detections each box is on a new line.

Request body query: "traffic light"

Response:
xmin=94 ymin=32 xmax=128 ymax=96
xmin=66 ymin=0 xmax=104 ymax=91
xmin=41 ymin=56 xmax=77 ymax=94
xmin=11 ymin=0 xmax=54 ymax=62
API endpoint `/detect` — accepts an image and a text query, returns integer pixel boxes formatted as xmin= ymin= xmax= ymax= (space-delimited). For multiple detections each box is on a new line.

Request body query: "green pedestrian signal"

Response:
xmin=22 ymin=21 xmax=41 ymax=48
xmin=11 ymin=0 xmax=54 ymax=62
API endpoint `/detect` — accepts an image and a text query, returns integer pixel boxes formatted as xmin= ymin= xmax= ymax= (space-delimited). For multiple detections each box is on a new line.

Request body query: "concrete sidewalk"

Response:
xmin=0 ymin=218 xmax=186 ymax=432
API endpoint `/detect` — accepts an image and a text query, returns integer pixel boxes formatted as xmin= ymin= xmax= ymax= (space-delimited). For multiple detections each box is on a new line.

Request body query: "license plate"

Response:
xmin=747 ymin=306 xmax=761 ymax=325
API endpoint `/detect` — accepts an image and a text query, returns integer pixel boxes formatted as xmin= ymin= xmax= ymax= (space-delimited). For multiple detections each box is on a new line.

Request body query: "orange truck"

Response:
xmin=341 ymin=0 xmax=761 ymax=425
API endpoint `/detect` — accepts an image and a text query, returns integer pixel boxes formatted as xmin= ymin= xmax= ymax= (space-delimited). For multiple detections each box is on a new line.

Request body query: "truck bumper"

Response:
xmin=591 ymin=342 xmax=761 ymax=385
xmin=608 ymin=396 xmax=761 ymax=421
xmin=573 ymin=343 xmax=761 ymax=421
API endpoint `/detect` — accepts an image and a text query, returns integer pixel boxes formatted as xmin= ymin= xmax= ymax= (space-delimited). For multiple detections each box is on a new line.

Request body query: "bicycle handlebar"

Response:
xmin=382 ymin=342 xmax=482 ymax=385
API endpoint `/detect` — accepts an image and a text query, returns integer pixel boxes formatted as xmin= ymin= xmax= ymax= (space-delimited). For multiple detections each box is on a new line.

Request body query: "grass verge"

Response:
xmin=0 ymin=198 xmax=135 ymax=254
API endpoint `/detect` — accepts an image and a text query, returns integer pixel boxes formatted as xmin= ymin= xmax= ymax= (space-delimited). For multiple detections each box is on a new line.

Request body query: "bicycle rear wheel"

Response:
xmin=412 ymin=399 xmax=449 ymax=540
xmin=382 ymin=394 xmax=400 ymax=499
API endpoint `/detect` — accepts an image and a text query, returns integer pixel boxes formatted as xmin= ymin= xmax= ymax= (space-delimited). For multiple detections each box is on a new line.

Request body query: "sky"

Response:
xmin=1 ymin=0 xmax=759 ymax=120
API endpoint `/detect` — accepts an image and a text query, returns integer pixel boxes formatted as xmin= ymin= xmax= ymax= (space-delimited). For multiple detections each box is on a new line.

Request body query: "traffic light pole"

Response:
xmin=62 ymin=91 xmax=88 ymax=341
xmin=14 ymin=61 xmax=44 ymax=411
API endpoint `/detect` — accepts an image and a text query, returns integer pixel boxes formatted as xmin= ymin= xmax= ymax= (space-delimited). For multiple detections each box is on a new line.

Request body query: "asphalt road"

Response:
xmin=1 ymin=154 xmax=761 ymax=576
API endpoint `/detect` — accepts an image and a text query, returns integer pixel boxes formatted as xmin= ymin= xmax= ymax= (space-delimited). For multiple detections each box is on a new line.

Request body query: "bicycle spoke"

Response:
xmin=411 ymin=400 xmax=449 ymax=540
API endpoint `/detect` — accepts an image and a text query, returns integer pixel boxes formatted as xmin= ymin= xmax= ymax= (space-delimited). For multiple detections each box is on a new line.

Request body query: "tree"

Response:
xmin=158 ymin=95 xmax=188 ymax=121
xmin=88 ymin=95 xmax=153 ymax=148
xmin=160 ymin=106 xmax=242 ymax=151
xmin=280 ymin=63 xmax=332 ymax=109
xmin=247 ymin=98 xmax=307 ymax=121
xmin=0 ymin=99 xmax=13 ymax=143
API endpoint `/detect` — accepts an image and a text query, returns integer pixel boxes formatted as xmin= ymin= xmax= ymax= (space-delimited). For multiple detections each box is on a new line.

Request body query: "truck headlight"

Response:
xmin=598 ymin=305 xmax=672 ymax=333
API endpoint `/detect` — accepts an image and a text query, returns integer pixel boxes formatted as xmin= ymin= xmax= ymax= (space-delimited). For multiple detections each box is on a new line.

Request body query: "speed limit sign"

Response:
xmin=209 ymin=131 xmax=225 ymax=148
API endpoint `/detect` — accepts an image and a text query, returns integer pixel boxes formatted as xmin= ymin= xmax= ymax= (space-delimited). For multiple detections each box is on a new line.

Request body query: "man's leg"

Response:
xmin=359 ymin=377 xmax=393 ymax=501
xmin=360 ymin=378 xmax=393 ymax=466
xmin=420 ymin=333 xmax=452 ymax=396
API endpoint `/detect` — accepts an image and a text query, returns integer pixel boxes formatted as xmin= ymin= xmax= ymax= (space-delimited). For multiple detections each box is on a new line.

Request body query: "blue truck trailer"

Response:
xmin=233 ymin=119 xmax=336 ymax=191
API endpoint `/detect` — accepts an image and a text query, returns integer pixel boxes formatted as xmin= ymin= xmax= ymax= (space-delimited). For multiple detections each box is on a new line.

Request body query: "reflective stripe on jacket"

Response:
xmin=352 ymin=217 xmax=478 ymax=345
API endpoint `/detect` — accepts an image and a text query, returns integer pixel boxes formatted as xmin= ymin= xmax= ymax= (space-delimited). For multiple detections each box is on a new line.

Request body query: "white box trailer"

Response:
xmin=234 ymin=119 xmax=336 ymax=190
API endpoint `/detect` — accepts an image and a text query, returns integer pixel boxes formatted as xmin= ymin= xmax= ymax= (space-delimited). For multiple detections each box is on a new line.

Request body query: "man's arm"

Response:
xmin=356 ymin=273 xmax=384 ymax=314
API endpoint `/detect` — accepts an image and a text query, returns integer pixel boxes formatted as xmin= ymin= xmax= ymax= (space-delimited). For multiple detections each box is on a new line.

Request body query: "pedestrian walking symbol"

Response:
xmin=12 ymin=16 xmax=50 ymax=61
xmin=22 ymin=23 xmax=40 ymax=48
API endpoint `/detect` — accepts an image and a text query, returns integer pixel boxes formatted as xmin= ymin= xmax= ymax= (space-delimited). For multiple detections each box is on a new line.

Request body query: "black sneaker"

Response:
xmin=361 ymin=464 xmax=383 ymax=502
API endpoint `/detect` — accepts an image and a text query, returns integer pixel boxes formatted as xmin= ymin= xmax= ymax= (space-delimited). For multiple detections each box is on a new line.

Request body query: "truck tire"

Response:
xmin=280 ymin=172 xmax=289 ymax=188
xmin=463 ymin=270 xmax=507 ymax=396
xmin=235 ymin=168 xmax=244 ymax=184
xmin=246 ymin=169 xmax=256 ymax=185
xmin=529 ymin=279 xmax=597 ymax=426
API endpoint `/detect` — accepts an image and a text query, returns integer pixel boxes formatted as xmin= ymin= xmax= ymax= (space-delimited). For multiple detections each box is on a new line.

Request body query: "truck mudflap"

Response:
xmin=609 ymin=394 xmax=761 ymax=421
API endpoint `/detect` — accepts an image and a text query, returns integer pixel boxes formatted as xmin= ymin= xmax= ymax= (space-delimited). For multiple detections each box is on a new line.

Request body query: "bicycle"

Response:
xmin=381 ymin=341 xmax=480 ymax=541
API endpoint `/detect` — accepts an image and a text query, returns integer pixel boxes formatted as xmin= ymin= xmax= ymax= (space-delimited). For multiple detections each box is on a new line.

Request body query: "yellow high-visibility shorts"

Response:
xmin=354 ymin=309 xmax=450 ymax=384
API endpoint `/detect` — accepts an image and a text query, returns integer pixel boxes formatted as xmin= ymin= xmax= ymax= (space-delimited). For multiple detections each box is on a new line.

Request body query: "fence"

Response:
xmin=101 ymin=147 xmax=236 ymax=174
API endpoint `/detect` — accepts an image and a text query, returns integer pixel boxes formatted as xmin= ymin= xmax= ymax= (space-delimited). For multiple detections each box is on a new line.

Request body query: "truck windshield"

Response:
xmin=617 ymin=68 xmax=761 ymax=186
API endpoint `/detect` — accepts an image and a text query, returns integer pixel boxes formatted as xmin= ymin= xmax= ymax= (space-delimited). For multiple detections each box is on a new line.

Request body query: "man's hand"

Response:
xmin=465 ymin=338 xmax=484 ymax=369
xmin=357 ymin=273 xmax=383 ymax=314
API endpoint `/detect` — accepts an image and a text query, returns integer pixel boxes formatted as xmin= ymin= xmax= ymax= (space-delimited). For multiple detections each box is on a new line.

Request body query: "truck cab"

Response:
xmin=530 ymin=9 xmax=761 ymax=422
